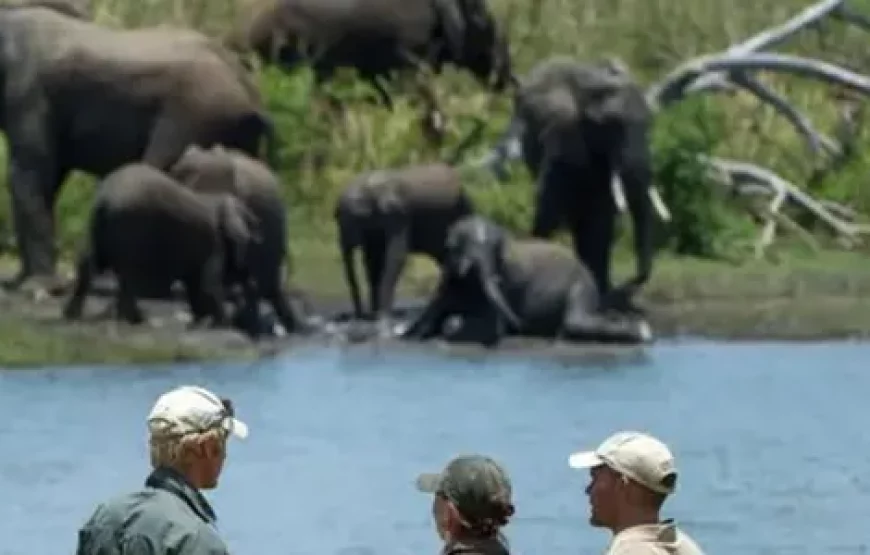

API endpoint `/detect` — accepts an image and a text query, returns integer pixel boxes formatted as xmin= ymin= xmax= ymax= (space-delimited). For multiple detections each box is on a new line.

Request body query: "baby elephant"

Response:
xmin=168 ymin=144 xmax=313 ymax=335
xmin=62 ymin=163 xmax=261 ymax=333
xmin=400 ymin=215 xmax=652 ymax=347
xmin=335 ymin=162 xmax=475 ymax=328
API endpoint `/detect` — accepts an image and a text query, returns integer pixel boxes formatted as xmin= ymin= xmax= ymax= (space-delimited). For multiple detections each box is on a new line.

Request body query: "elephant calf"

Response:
xmin=63 ymin=163 xmax=261 ymax=335
xmin=334 ymin=162 xmax=475 ymax=328
xmin=400 ymin=215 xmax=653 ymax=347
xmin=168 ymin=144 xmax=314 ymax=335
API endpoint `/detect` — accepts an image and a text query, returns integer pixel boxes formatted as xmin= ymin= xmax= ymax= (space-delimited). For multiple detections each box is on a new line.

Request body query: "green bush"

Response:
xmin=0 ymin=0 xmax=867 ymax=266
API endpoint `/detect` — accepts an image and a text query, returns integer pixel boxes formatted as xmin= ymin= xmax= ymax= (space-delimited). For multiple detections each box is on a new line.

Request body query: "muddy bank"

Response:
xmin=3 ymin=276 xmax=870 ymax=367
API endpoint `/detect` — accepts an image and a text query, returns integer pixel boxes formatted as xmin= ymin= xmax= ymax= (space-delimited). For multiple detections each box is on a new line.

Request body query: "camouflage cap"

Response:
xmin=415 ymin=454 xmax=512 ymax=524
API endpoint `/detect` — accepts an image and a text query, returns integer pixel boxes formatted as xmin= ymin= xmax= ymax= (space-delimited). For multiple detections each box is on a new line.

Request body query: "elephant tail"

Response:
xmin=444 ymin=116 xmax=487 ymax=166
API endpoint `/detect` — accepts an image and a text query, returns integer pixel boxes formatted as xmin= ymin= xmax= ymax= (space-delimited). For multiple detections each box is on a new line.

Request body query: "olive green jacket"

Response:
xmin=75 ymin=466 xmax=230 ymax=554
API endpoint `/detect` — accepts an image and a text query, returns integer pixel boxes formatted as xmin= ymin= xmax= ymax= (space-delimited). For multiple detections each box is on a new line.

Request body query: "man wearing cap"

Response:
xmin=568 ymin=431 xmax=705 ymax=555
xmin=415 ymin=454 xmax=515 ymax=555
xmin=75 ymin=385 xmax=249 ymax=555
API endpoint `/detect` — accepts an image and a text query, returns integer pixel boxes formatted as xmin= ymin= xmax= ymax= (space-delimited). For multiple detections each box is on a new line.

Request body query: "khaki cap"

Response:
xmin=568 ymin=431 xmax=677 ymax=494
xmin=147 ymin=385 xmax=248 ymax=440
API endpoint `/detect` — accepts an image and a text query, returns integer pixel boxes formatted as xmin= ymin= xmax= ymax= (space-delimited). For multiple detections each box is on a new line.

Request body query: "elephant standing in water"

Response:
xmin=0 ymin=3 xmax=275 ymax=297
xmin=483 ymin=56 xmax=670 ymax=313
xmin=63 ymin=164 xmax=262 ymax=337
xmin=168 ymin=145 xmax=316 ymax=336
xmin=400 ymin=215 xmax=653 ymax=347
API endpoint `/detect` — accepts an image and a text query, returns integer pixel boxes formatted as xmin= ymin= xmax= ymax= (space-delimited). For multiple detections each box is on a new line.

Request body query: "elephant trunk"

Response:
xmin=476 ymin=263 xmax=521 ymax=332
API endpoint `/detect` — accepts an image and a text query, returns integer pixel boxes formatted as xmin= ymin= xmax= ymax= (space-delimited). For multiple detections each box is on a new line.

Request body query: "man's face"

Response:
xmin=585 ymin=464 xmax=625 ymax=528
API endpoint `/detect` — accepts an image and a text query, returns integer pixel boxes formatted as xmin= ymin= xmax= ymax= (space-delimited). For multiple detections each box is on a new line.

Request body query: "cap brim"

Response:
xmin=226 ymin=417 xmax=248 ymax=439
xmin=415 ymin=472 xmax=442 ymax=493
xmin=568 ymin=450 xmax=602 ymax=469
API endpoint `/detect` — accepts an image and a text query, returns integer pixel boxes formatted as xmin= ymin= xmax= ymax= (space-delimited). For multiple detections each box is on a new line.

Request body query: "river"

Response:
xmin=0 ymin=340 xmax=867 ymax=555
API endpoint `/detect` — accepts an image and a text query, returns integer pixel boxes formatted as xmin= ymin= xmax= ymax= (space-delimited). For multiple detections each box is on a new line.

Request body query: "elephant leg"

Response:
xmin=5 ymin=126 xmax=69 ymax=295
xmin=362 ymin=236 xmax=385 ymax=319
xmin=62 ymin=249 xmax=96 ymax=320
xmin=115 ymin=273 xmax=145 ymax=325
xmin=183 ymin=274 xmax=210 ymax=326
xmin=560 ymin=283 xmax=652 ymax=344
xmin=375 ymin=227 xmax=410 ymax=322
xmin=338 ymin=224 xmax=365 ymax=320
xmin=199 ymin=257 xmax=229 ymax=328
xmin=569 ymin=179 xmax=616 ymax=300
xmin=400 ymin=279 xmax=451 ymax=340
xmin=530 ymin=155 xmax=567 ymax=239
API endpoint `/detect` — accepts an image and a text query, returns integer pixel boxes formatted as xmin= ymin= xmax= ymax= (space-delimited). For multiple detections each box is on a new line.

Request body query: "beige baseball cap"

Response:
xmin=147 ymin=385 xmax=248 ymax=439
xmin=568 ymin=431 xmax=676 ymax=494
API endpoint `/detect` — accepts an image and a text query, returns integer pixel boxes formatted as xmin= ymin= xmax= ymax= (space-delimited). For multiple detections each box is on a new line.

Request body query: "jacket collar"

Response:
xmin=145 ymin=466 xmax=218 ymax=525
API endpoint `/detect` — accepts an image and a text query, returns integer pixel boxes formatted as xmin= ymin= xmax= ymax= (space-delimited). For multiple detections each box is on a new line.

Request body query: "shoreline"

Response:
xmin=3 ymin=280 xmax=870 ymax=368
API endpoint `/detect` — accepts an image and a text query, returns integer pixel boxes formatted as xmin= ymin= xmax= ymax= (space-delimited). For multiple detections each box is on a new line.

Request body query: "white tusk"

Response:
xmin=611 ymin=175 xmax=627 ymax=212
xmin=649 ymin=187 xmax=671 ymax=222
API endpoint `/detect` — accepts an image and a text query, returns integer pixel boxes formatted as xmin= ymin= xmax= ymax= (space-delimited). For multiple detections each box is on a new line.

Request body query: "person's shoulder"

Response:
xmin=674 ymin=529 xmax=706 ymax=555
xmin=608 ymin=524 xmax=706 ymax=555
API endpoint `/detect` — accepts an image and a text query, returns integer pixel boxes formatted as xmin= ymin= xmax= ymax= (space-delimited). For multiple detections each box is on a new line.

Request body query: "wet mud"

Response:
xmin=4 ymin=268 xmax=870 ymax=367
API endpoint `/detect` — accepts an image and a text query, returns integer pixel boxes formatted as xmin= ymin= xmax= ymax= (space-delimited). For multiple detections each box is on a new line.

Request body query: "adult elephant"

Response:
xmin=482 ymin=56 xmax=670 ymax=313
xmin=227 ymin=0 xmax=514 ymax=134
xmin=63 ymin=164 xmax=262 ymax=337
xmin=334 ymin=120 xmax=485 ymax=331
xmin=168 ymin=144 xmax=317 ymax=336
xmin=400 ymin=215 xmax=653 ymax=347
xmin=0 ymin=4 xmax=276 ymax=297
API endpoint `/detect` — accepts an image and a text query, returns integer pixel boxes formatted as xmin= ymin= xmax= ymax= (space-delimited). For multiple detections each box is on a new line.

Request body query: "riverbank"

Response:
xmin=1 ymin=245 xmax=870 ymax=368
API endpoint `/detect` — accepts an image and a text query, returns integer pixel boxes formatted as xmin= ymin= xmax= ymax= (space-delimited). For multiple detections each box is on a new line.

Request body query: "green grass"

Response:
xmin=4 ymin=0 xmax=870 ymax=366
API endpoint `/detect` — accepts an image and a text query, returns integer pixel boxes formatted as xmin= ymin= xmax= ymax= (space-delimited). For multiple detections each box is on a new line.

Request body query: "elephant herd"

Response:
xmin=0 ymin=0 xmax=673 ymax=348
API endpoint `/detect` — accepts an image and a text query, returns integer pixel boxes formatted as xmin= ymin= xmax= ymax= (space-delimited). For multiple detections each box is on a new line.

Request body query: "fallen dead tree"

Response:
xmin=642 ymin=0 xmax=870 ymax=257
xmin=480 ymin=0 xmax=870 ymax=258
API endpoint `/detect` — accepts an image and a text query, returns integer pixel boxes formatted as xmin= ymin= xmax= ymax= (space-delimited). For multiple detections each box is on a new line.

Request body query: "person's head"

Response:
xmin=415 ymin=454 xmax=515 ymax=543
xmin=146 ymin=385 xmax=249 ymax=490
xmin=568 ymin=431 xmax=677 ymax=533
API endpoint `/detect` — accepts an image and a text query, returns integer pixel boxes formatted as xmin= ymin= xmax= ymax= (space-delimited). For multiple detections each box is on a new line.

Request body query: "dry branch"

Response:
xmin=640 ymin=0 xmax=870 ymax=252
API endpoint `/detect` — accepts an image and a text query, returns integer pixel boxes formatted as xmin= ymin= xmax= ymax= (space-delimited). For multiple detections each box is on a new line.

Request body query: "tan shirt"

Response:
xmin=605 ymin=520 xmax=705 ymax=555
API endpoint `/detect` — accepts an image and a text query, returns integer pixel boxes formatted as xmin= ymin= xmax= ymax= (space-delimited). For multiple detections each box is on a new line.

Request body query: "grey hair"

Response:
xmin=148 ymin=428 xmax=227 ymax=469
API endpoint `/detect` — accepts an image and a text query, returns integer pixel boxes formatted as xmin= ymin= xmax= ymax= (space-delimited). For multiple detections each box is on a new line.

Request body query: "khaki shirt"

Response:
xmin=605 ymin=520 xmax=704 ymax=555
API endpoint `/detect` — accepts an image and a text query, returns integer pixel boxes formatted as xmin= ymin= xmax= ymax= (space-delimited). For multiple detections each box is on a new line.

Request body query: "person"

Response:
xmin=75 ymin=385 xmax=249 ymax=555
xmin=568 ymin=431 xmax=705 ymax=555
xmin=415 ymin=454 xmax=515 ymax=555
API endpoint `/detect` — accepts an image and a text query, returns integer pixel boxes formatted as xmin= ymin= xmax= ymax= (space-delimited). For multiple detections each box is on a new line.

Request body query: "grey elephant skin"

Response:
xmin=334 ymin=121 xmax=485 ymax=322
xmin=0 ymin=4 xmax=276 ymax=292
xmin=168 ymin=145 xmax=314 ymax=335
xmin=401 ymin=215 xmax=653 ymax=347
xmin=487 ymin=56 xmax=661 ymax=313
xmin=227 ymin=0 xmax=514 ymax=105
xmin=63 ymin=164 xmax=262 ymax=335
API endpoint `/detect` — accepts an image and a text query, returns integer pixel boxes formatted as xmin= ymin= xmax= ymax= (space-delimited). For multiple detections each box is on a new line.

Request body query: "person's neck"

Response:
xmin=159 ymin=464 xmax=204 ymax=490
xmin=609 ymin=509 xmax=661 ymax=536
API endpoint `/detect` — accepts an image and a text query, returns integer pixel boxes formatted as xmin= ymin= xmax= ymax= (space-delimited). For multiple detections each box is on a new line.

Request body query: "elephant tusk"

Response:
xmin=649 ymin=186 xmax=672 ymax=222
xmin=611 ymin=175 xmax=627 ymax=212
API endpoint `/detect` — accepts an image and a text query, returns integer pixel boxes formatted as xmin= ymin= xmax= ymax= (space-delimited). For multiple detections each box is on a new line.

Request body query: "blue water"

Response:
xmin=0 ymin=340 xmax=867 ymax=555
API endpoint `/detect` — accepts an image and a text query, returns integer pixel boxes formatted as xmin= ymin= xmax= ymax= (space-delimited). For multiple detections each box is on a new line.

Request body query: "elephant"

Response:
xmin=400 ymin=215 xmax=653 ymax=347
xmin=226 ymin=0 xmax=514 ymax=138
xmin=0 ymin=4 xmax=276 ymax=296
xmin=334 ymin=120 xmax=486 ymax=329
xmin=62 ymin=163 xmax=262 ymax=336
xmin=481 ymin=56 xmax=671 ymax=314
xmin=168 ymin=144 xmax=316 ymax=335
xmin=3 ymin=0 xmax=90 ymax=19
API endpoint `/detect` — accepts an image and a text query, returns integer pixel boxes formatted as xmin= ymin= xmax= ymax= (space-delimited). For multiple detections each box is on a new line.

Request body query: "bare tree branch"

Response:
xmin=728 ymin=71 xmax=841 ymax=157
xmin=665 ymin=0 xmax=847 ymax=103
